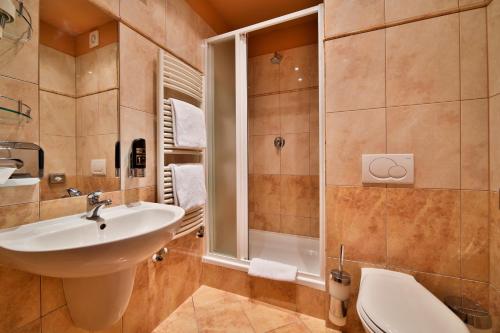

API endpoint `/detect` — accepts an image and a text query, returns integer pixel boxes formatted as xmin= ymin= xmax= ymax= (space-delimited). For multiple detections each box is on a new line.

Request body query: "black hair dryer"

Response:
xmin=130 ymin=138 xmax=146 ymax=177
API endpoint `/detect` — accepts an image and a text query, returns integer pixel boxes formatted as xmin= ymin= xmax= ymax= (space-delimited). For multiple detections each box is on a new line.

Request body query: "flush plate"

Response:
xmin=362 ymin=154 xmax=414 ymax=184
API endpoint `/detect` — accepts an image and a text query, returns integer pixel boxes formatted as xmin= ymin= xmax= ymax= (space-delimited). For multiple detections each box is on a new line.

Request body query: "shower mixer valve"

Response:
xmin=274 ymin=136 xmax=285 ymax=149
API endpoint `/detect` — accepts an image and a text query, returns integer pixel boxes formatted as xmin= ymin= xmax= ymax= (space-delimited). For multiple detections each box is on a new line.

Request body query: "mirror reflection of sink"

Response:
xmin=0 ymin=202 xmax=185 ymax=330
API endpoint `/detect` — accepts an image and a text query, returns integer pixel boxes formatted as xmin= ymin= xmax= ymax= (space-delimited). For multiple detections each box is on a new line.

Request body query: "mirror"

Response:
xmin=39 ymin=0 xmax=119 ymax=200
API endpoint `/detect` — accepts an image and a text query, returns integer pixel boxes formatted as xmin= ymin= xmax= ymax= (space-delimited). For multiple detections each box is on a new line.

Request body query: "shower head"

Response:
xmin=270 ymin=51 xmax=282 ymax=64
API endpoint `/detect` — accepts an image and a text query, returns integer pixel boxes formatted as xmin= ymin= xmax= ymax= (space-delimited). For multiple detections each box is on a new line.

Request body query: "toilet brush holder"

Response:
xmin=329 ymin=244 xmax=351 ymax=327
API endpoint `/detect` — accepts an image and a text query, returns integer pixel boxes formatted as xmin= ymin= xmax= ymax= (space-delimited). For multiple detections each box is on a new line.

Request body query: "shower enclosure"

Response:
xmin=205 ymin=5 xmax=325 ymax=289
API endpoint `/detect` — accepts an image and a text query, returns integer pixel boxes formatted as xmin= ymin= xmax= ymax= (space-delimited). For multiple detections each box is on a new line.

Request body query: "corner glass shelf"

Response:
xmin=2 ymin=0 xmax=33 ymax=43
xmin=0 ymin=96 xmax=31 ymax=124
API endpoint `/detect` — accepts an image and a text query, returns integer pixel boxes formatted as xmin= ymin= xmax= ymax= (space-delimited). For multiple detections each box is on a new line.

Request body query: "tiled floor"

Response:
xmin=153 ymin=285 xmax=338 ymax=333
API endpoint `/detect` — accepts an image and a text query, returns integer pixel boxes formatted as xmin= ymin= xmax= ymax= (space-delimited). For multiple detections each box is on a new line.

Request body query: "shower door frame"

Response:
xmin=204 ymin=4 xmax=326 ymax=290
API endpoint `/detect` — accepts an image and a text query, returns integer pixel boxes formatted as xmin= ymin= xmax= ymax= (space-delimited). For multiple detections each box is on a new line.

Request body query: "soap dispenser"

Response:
xmin=329 ymin=244 xmax=351 ymax=327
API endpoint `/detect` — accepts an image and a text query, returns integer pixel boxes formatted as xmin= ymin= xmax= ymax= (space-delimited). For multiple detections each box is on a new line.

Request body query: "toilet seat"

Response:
xmin=356 ymin=268 xmax=469 ymax=333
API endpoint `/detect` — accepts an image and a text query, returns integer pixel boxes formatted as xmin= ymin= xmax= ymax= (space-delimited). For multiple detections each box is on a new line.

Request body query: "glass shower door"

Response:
xmin=207 ymin=37 xmax=238 ymax=257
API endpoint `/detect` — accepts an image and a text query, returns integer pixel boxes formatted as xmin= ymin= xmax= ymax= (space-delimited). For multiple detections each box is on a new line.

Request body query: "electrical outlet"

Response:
xmin=89 ymin=30 xmax=99 ymax=48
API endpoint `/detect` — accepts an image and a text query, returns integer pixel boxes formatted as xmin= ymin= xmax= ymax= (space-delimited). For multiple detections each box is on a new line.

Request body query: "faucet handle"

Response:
xmin=87 ymin=191 xmax=103 ymax=204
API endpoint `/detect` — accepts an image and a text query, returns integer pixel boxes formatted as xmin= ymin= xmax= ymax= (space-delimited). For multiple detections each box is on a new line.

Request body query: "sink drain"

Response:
xmin=99 ymin=224 xmax=106 ymax=230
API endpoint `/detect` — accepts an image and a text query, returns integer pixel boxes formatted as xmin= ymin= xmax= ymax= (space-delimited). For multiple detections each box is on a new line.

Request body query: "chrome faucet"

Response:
xmin=86 ymin=191 xmax=112 ymax=220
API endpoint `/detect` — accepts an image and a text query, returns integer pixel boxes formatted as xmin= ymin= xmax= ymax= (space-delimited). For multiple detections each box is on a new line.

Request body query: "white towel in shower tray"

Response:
xmin=170 ymin=98 xmax=207 ymax=149
xmin=170 ymin=163 xmax=207 ymax=212
xmin=248 ymin=258 xmax=297 ymax=282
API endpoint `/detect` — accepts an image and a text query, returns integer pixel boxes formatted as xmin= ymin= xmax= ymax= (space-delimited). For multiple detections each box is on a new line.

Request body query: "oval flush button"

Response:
xmin=388 ymin=165 xmax=407 ymax=179
xmin=369 ymin=157 xmax=396 ymax=178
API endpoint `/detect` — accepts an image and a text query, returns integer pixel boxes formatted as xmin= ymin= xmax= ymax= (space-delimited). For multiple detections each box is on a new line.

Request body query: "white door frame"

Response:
xmin=203 ymin=4 xmax=326 ymax=290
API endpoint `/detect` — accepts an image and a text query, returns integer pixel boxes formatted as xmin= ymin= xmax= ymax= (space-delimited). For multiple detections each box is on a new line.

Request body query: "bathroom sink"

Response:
xmin=0 ymin=202 xmax=185 ymax=278
xmin=0 ymin=202 xmax=185 ymax=330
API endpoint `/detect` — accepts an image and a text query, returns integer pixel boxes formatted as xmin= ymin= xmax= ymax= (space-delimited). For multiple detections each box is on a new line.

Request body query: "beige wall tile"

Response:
xmin=387 ymin=188 xmax=460 ymax=276
xmin=251 ymin=95 xmax=280 ymax=135
xmin=76 ymin=43 xmax=118 ymax=97
xmin=324 ymin=0 xmax=385 ymax=37
xmin=280 ymin=90 xmax=309 ymax=134
xmin=281 ymin=133 xmax=309 ymax=175
xmin=488 ymin=0 xmax=500 ymax=96
xmin=279 ymin=45 xmax=317 ymax=91
xmin=0 ymin=267 xmax=40 ymax=332
xmin=462 ymin=280 xmax=489 ymax=309
xmin=385 ymin=0 xmax=458 ymax=22
xmin=39 ymin=45 xmax=75 ymax=97
xmin=491 ymin=192 xmax=500 ymax=289
xmin=41 ymin=306 xmax=87 ymax=333
xmin=120 ymin=0 xmax=166 ymax=46
xmin=280 ymin=175 xmax=313 ymax=218
xmin=461 ymin=191 xmax=489 ymax=282
xmin=326 ymin=186 xmax=386 ymax=264
xmin=326 ymin=109 xmax=386 ymax=186
xmin=490 ymin=94 xmax=500 ymax=189
xmin=40 ymin=134 xmax=76 ymax=176
xmin=250 ymin=213 xmax=281 ymax=233
xmin=414 ymin=272 xmax=461 ymax=302
xmin=491 ymin=286 xmax=500 ymax=332
xmin=14 ymin=320 xmax=41 ymax=333
xmin=252 ymin=135 xmax=280 ymax=174
xmin=89 ymin=0 xmax=120 ymax=17
xmin=386 ymin=14 xmax=459 ymax=106
xmin=0 ymin=202 xmax=38 ymax=229
xmin=40 ymin=91 xmax=75 ymax=137
xmin=296 ymin=285 xmax=326 ymax=320
xmin=253 ymin=174 xmax=280 ymax=215
xmin=76 ymin=133 xmax=119 ymax=181
xmin=461 ymin=99 xmax=489 ymax=190
xmin=77 ymin=89 xmax=118 ymax=136
xmin=251 ymin=54 xmax=280 ymax=95
xmin=39 ymin=196 xmax=86 ymax=220
xmin=120 ymin=107 xmax=156 ymax=189
xmin=165 ymin=0 xmax=215 ymax=72
xmin=0 ymin=185 xmax=39 ymax=206
xmin=460 ymin=0 xmax=489 ymax=7
xmin=250 ymin=277 xmax=296 ymax=311
xmin=280 ymin=215 xmax=310 ymax=236
xmin=387 ymin=102 xmax=460 ymax=189
xmin=119 ymin=24 xmax=158 ymax=114
xmin=0 ymin=0 xmax=39 ymax=84
xmin=325 ymin=30 xmax=385 ymax=112
xmin=0 ymin=76 xmax=39 ymax=144
xmin=202 ymin=263 xmax=252 ymax=298
xmin=460 ymin=8 xmax=488 ymax=100
xmin=41 ymin=277 xmax=65 ymax=316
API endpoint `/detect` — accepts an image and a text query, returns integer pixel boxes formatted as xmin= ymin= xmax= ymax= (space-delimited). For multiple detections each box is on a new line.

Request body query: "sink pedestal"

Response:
xmin=63 ymin=267 xmax=137 ymax=330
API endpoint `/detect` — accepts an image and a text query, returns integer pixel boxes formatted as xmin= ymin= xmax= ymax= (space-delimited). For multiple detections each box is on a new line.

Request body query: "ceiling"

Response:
xmin=185 ymin=0 xmax=322 ymax=33
xmin=40 ymin=0 xmax=114 ymax=36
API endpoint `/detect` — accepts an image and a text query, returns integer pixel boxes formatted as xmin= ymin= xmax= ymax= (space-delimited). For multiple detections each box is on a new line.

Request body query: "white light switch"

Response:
xmin=91 ymin=159 xmax=106 ymax=176
xmin=362 ymin=154 xmax=414 ymax=184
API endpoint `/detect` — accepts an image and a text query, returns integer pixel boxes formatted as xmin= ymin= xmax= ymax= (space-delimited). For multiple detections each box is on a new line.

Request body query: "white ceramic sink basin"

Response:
xmin=0 ymin=201 xmax=185 ymax=278
xmin=0 ymin=202 xmax=185 ymax=330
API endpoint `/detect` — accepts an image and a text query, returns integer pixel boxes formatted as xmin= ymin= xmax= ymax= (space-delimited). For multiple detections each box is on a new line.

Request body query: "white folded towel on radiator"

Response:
xmin=170 ymin=163 xmax=207 ymax=211
xmin=170 ymin=98 xmax=207 ymax=149
xmin=248 ymin=258 xmax=297 ymax=282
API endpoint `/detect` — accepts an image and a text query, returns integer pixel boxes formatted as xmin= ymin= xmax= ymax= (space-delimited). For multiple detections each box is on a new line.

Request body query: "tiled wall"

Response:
xmin=75 ymin=43 xmax=120 ymax=195
xmin=0 ymin=0 xmax=215 ymax=332
xmin=248 ymin=44 xmax=320 ymax=238
xmin=323 ymin=0 xmax=495 ymax=331
xmin=39 ymin=42 xmax=120 ymax=200
xmin=489 ymin=0 xmax=500 ymax=330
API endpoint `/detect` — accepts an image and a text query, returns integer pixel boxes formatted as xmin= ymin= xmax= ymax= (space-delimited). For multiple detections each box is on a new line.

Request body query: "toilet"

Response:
xmin=356 ymin=268 xmax=469 ymax=333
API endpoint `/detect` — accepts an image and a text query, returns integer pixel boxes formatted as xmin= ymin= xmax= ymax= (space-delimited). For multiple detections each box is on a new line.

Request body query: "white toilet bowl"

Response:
xmin=356 ymin=268 xmax=469 ymax=333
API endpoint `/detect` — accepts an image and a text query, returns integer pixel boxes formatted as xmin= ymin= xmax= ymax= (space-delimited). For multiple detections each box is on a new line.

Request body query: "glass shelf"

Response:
xmin=2 ymin=0 xmax=33 ymax=43
xmin=0 ymin=95 xmax=32 ymax=124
